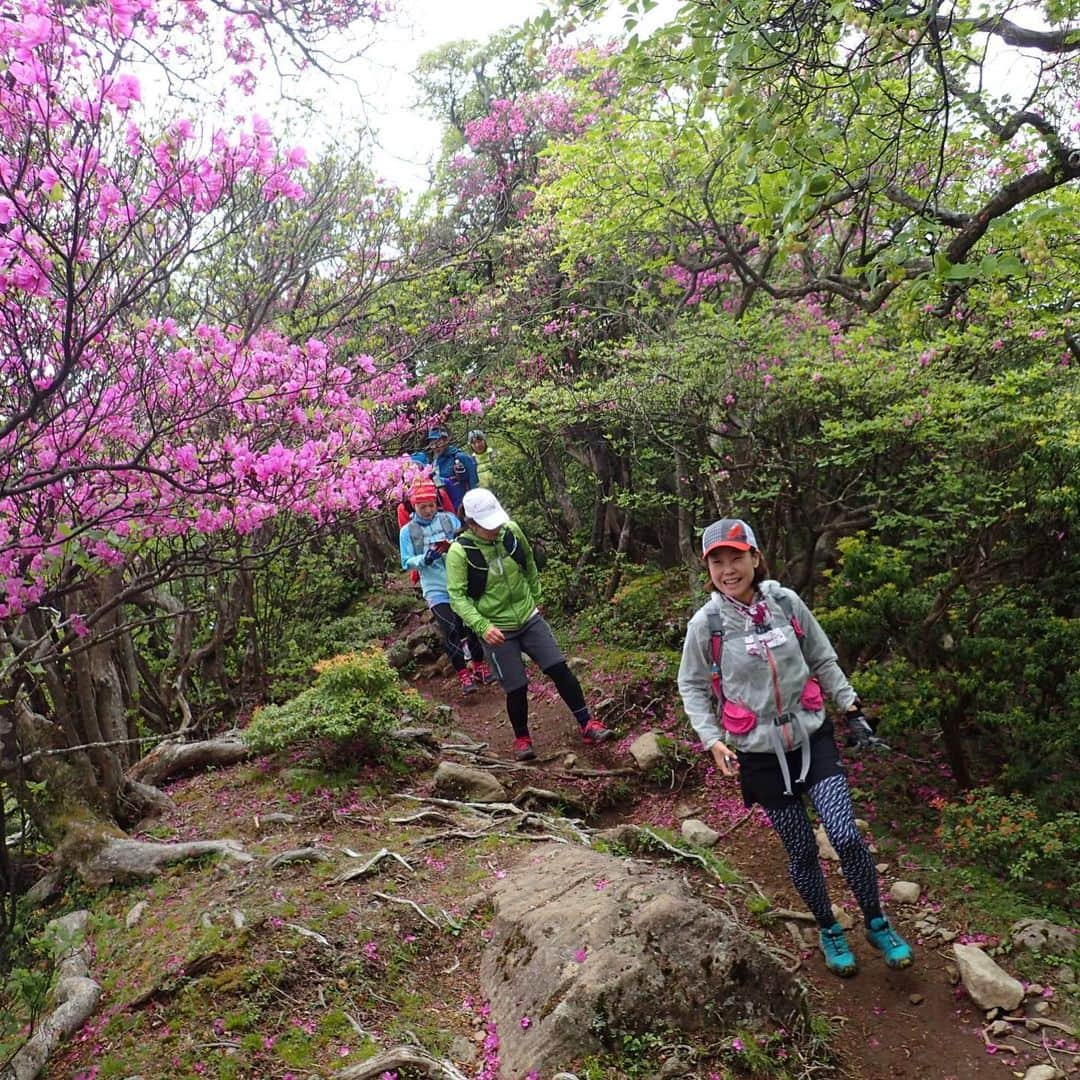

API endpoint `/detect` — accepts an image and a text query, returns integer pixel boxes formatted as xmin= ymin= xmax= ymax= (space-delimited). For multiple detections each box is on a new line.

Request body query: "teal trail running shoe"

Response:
xmin=866 ymin=916 xmax=913 ymax=969
xmin=819 ymin=923 xmax=858 ymax=977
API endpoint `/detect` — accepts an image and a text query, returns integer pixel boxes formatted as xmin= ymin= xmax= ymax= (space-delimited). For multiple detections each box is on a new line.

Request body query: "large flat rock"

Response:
xmin=480 ymin=842 xmax=807 ymax=1079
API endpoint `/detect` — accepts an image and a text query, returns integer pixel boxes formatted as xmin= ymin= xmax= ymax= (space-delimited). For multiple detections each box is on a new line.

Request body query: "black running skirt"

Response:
xmin=736 ymin=718 xmax=844 ymax=810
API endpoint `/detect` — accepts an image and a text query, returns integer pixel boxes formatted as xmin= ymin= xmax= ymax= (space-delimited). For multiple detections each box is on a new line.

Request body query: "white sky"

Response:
xmin=325 ymin=0 xmax=549 ymax=193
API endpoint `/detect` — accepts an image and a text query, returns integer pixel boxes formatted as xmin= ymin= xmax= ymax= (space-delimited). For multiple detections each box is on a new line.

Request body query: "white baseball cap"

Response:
xmin=462 ymin=488 xmax=509 ymax=530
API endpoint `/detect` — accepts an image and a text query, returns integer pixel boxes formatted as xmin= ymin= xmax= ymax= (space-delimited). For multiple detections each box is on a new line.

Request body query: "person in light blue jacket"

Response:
xmin=399 ymin=480 xmax=491 ymax=695
xmin=678 ymin=518 xmax=912 ymax=979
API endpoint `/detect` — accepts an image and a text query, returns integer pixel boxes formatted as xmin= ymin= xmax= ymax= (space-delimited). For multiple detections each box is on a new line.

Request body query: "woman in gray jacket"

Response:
xmin=677 ymin=518 xmax=912 ymax=977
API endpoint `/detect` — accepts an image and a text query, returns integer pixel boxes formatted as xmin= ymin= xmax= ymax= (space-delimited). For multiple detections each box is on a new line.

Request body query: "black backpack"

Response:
xmin=458 ymin=529 xmax=528 ymax=600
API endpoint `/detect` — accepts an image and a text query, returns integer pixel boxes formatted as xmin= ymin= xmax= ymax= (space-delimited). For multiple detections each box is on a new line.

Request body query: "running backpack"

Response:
xmin=457 ymin=529 xmax=528 ymax=600
xmin=706 ymin=591 xmax=805 ymax=706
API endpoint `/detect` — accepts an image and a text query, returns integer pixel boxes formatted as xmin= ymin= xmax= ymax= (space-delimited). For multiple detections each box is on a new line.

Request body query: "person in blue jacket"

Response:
xmin=399 ymin=480 xmax=492 ymax=695
xmin=423 ymin=428 xmax=478 ymax=511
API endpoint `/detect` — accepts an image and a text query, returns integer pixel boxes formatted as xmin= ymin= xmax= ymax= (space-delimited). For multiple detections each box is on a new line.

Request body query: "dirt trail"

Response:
xmin=411 ymin=662 xmax=1012 ymax=1080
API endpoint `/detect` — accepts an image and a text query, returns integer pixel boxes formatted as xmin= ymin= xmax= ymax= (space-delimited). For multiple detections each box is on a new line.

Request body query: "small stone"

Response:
xmin=985 ymin=1007 xmax=1001 ymax=1020
xmin=888 ymin=881 xmax=921 ymax=904
xmin=909 ymin=993 xmax=924 ymax=1006
xmin=562 ymin=753 xmax=578 ymax=770
xmin=944 ymin=963 xmax=960 ymax=985
xmin=854 ymin=818 xmax=870 ymax=832
xmin=673 ymin=802 xmax=699 ymax=819
xmin=231 ymin=910 xmax=246 ymax=929
xmin=988 ymin=1019 xmax=1012 ymax=1036
xmin=1021 ymin=1066 xmax=1066 ymax=1080
xmin=1032 ymin=1000 xmax=1051 ymax=1016
xmin=628 ymin=731 xmax=664 ymax=771
xmin=1054 ymin=964 xmax=1076 ymax=986
xmin=1025 ymin=1018 xmax=1041 ymax=1032
xmin=814 ymin=825 xmax=839 ymax=861
xmin=875 ymin=862 xmax=890 ymax=873
xmin=831 ymin=904 xmax=855 ymax=931
xmin=1027 ymin=983 xmax=1045 ymax=997
xmin=125 ymin=901 xmax=148 ymax=929
xmin=681 ymin=819 xmax=720 ymax=848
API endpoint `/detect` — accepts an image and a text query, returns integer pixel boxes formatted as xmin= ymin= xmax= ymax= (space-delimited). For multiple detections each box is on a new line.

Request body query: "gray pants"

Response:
xmin=484 ymin=614 xmax=564 ymax=693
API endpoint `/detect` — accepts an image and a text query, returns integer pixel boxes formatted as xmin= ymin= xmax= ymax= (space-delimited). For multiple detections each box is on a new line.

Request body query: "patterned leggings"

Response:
xmin=763 ymin=774 xmax=882 ymax=928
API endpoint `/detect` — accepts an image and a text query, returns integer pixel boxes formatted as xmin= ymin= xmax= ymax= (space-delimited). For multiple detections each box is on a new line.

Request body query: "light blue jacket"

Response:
xmin=399 ymin=511 xmax=461 ymax=607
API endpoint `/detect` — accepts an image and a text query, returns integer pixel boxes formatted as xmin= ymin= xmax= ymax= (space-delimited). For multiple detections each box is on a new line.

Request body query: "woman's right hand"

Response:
xmin=711 ymin=742 xmax=739 ymax=777
xmin=483 ymin=627 xmax=506 ymax=645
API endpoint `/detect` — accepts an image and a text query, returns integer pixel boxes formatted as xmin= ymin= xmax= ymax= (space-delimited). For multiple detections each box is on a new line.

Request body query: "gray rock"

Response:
xmin=681 ymin=819 xmax=720 ymax=848
xmin=125 ymin=900 xmax=148 ymax=929
xmin=1022 ymin=1066 xmax=1066 ymax=1080
xmin=888 ymin=880 xmax=921 ymax=904
xmin=628 ymin=731 xmax=664 ymax=771
xmin=831 ymin=904 xmax=855 ymax=931
xmin=480 ymin=843 xmax=807 ymax=1080
xmin=432 ymin=762 xmax=507 ymax=803
xmin=1010 ymin=918 xmax=1076 ymax=954
xmin=814 ymin=825 xmax=839 ymax=861
xmin=953 ymin=943 xmax=1025 ymax=1011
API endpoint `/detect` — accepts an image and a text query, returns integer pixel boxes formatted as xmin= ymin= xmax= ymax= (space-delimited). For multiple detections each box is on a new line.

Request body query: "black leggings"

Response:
xmin=430 ymin=603 xmax=483 ymax=672
xmin=505 ymin=661 xmax=591 ymax=738
xmin=763 ymin=774 xmax=882 ymax=928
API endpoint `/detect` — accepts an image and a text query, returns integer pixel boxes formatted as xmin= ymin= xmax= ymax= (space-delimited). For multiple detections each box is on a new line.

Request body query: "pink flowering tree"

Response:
xmin=0 ymin=0 xmax=436 ymax=888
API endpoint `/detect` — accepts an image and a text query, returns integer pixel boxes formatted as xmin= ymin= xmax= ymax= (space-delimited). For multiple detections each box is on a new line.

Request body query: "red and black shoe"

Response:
xmin=458 ymin=667 xmax=477 ymax=696
xmin=581 ymin=719 xmax=615 ymax=745
xmin=471 ymin=659 xmax=496 ymax=685
xmin=513 ymin=736 xmax=537 ymax=762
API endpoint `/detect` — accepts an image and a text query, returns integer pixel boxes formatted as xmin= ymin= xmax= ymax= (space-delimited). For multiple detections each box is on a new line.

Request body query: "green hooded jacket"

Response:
xmin=446 ymin=521 xmax=541 ymax=635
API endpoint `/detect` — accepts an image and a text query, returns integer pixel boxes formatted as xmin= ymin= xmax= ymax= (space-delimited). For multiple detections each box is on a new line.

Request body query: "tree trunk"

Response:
xmin=538 ymin=443 xmax=580 ymax=540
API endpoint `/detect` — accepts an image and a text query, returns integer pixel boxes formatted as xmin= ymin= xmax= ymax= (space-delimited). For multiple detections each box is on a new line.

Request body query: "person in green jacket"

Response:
xmin=447 ymin=488 xmax=614 ymax=761
xmin=468 ymin=429 xmax=496 ymax=489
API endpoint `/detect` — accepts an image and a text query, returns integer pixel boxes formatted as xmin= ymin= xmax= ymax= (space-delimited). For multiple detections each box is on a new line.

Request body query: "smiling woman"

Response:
xmin=678 ymin=516 xmax=913 ymax=978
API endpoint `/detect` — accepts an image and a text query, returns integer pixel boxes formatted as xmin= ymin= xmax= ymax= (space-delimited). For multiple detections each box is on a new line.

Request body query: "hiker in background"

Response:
xmin=424 ymin=427 xmax=478 ymax=511
xmin=447 ymin=488 xmax=614 ymax=760
xmin=468 ymin=429 xmax=496 ymax=489
xmin=399 ymin=480 xmax=493 ymax=696
xmin=677 ymin=518 xmax=912 ymax=978
xmin=396 ymin=455 xmax=455 ymax=588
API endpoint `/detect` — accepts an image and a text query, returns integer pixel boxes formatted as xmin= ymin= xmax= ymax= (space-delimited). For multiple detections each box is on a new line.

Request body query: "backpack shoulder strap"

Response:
xmin=406 ymin=519 xmax=425 ymax=554
xmin=774 ymin=589 xmax=805 ymax=640
xmin=502 ymin=526 xmax=528 ymax=571
xmin=457 ymin=535 xmax=489 ymax=600
xmin=705 ymin=609 xmax=725 ymax=704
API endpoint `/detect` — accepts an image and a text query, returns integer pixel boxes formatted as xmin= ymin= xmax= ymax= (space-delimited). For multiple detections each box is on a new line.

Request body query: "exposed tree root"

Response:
xmin=335 ymin=1044 xmax=469 ymax=1079
xmin=77 ymin=836 xmax=252 ymax=887
xmin=126 ymin=735 xmax=251 ymax=788
xmin=0 ymin=912 xmax=100 ymax=1080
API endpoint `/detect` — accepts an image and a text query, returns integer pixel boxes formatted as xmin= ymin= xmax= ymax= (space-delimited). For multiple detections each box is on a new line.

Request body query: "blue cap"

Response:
xmin=426 ymin=427 xmax=449 ymax=442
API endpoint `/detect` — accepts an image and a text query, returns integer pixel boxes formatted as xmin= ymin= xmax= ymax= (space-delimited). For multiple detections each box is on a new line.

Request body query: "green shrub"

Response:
xmin=938 ymin=788 xmax=1080 ymax=905
xmin=243 ymin=649 xmax=427 ymax=758
xmin=267 ymin=609 xmax=395 ymax=701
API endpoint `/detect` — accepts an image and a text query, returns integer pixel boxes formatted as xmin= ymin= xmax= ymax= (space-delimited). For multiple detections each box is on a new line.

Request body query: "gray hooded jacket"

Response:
xmin=678 ymin=580 xmax=857 ymax=763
